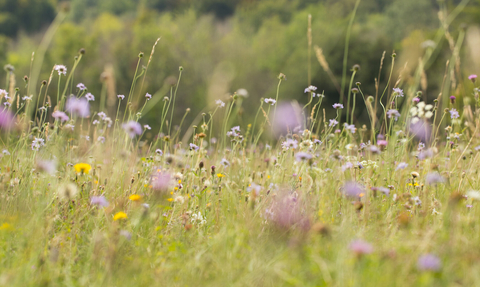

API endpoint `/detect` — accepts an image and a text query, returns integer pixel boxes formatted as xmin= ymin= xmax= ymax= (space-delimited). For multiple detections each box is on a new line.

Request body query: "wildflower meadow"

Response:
xmin=1 ymin=1 xmax=480 ymax=286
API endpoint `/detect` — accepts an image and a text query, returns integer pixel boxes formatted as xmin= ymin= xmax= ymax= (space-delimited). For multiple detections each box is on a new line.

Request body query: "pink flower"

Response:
xmin=349 ymin=239 xmax=374 ymax=255
xmin=468 ymin=74 xmax=477 ymax=82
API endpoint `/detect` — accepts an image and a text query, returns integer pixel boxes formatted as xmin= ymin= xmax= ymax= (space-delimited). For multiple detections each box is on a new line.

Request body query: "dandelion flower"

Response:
xmin=129 ymin=194 xmax=142 ymax=201
xmin=113 ymin=212 xmax=128 ymax=221
xmin=73 ymin=163 xmax=92 ymax=174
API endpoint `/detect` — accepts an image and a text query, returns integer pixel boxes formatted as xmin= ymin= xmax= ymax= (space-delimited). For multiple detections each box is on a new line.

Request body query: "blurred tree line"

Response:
xmin=1 ymin=0 xmax=480 ymax=135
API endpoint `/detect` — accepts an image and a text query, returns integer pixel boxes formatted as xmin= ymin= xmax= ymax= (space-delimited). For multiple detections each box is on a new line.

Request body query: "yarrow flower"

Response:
xmin=449 ymin=108 xmax=459 ymax=119
xmin=85 ymin=93 xmax=95 ymax=102
xmin=264 ymin=98 xmax=276 ymax=105
xmin=332 ymin=103 xmax=344 ymax=109
xmin=122 ymin=121 xmax=142 ymax=138
xmin=65 ymin=96 xmax=90 ymax=118
xmin=392 ymin=88 xmax=404 ymax=97
xmin=54 ymin=65 xmax=67 ymax=76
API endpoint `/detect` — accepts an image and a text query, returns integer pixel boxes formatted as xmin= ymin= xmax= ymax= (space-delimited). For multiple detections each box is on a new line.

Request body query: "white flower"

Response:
xmin=467 ymin=190 xmax=480 ymax=201
xmin=54 ymin=65 xmax=67 ymax=76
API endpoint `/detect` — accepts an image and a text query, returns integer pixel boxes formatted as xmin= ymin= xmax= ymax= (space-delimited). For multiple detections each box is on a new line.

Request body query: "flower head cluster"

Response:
xmin=392 ymin=88 xmax=404 ymax=97
xmin=122 ymin=121 xmax=142 ymax=138
xmin=54 ymin=65 xmax=67 ymax=76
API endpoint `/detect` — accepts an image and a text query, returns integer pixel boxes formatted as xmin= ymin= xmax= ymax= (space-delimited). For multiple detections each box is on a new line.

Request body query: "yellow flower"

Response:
xmin=113 ymin=212 xmax=128 ymax=221
xmin=167 ymin=198 xmax=174 ymax=202
xmin=0 ymin=223 xmax=12 ymax=231
xmin=73 ymin=163 xmax=92 ymax=174
xmin=129 ymin=194 xmax=142 ymax=201
xmin=217 ymin=173 xmax=225 ymax=178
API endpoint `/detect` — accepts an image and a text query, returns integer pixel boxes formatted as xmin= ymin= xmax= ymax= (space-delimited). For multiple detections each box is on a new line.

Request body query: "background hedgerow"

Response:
xmin=0 ymin=1 xmax=480 ymax=287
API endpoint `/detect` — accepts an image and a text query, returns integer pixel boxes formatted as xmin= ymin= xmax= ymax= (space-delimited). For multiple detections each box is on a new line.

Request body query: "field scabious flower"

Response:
xmin=145 ymin=93 xmax=152 ymax=100
xmin=341 ymin=181 xmax=365 ymax=199
xmin=73 ymin=163 xmax=91 ymax=174
xmin=417 ymin=254 xmax=441 ymax=272
xmin=282 ymin=139 xmax=298 ymax=150
xmin=31 ymin=138 xmax=45 ymax=151
xmin=271 ymin=102 xmax=303 ymax=137
xmin=349 ymin=239 xmax=373 ymax=255
xmin=85 ymin=93 xmax=95 ymax=101
xmin=216 ymin=99 xmax=225 ymax=108
xmin=396 ymin=162 xmax=408 ymax=170
xmin=392 ymin=88 xmax=404 ymax=97
xmin=332 ymin=103 xmax=344 ymax=109
xmin=117 ymin=94 xmax=125 ymax=100
xmin=52 ymin=111 xmax=69 ymax=122
xmin=65 ymin=96 xmax=90 ymax=118
xmin=90 ymin=196 xmax=109 ymax=207
xmin=426 ymin=172 xmax=445 ymax=185
xmin=295 ymin=152 xmax=312 ymax=161
xmin=122 ymin=121 xmax=142 ymax=138
xmin=387 ymin=109 xmax=401 ymax=120
xmin=54 ymin=65 xmax=67 ymax=76
xmin=329 ymin=119 xmax=338 ymax=127
xmin=264 ymin=98 xmax=276 ymax=105
xmin=76 ymin=83 xmax=86 ymax=90
xmin=469 ymin=74 xmax=477 ymax=82
xmin=36 ymin=159 xmax=57 ymax=174
xmin=449 ymin=108 xmax=459 ymax=119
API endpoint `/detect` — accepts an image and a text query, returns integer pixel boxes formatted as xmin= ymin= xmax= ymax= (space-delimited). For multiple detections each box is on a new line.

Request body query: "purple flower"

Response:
xmin=425 ymin=172 xmax=445 ymax=185
xmin=304 ymin=85 xmax=317 ymax=93
xmin=469 ymin=74 xmax=477 ymax=82
xmin=329 ymin=119 xmax=338 ymax=127
xmin=221 ymin=158 xmax=230 ymax=167
xmin=271 ymin=102 xmax=304 ymax=137
xmin=65 ymin=96 xmax=90 ymax=118
xmin=122 ymin=121 xmax=142 ymax=138
xmin=36 ymin=159 xmax=57 ymax=174
xmin=410 ymin=119 xmax=431 ymax=143
xmin=90 ymin=196 xmax=109 ymax=207
xmin=449 ymin=108 xmax=459 ymax=119
xmin=349 ymin=239 xmax=373 ymax=255
xmin=332 ymin=103 xmax=344 ymax=109
xmin=117 ymin=94 xmax=125 ymax=100
xmin=377 ymin=187 xmax=390 ymax=196
xmin=269 ymin=191 xmax=310 ymax=232
xmin=369 ymin=145 xmax=380 ymax=154
xmin=341 ymin=162 xmax=353 ymax=172
xmin=144 ymin=125 xmax=151 ymax=130
xmin=97 ymin=136 xmax=105 ymax=143
xmin=0 ymin=109 xmax=14 ymax=130
xmin=155 ymin=149 xmax=163 ymax=155
xmin=392 ymin=88 xmax=404 ymax=97
xmin=31 ymin=137 xmax=45 ymax=151
xmin=417 ymin=254 xmax=441 ymax=272
xmin=344 ymin=123 xmax=356 ymax=134
xmin=145 ymin=93 xmax=152 ymax=100
xmin=76 ymin=83 xmax=87 ymax=91
xmin=97 ymin=112 xmax=107 ymax=120
xmin=295 ymin=152 xmax=312 ymax=161
xmin=387 ymin=109 xmax=401 ymax=120
xmin=418 ymin=149 xmax=434 ymax=160
xmin=85 ymin=93 xmax=95 ymax=102
xmin=377 ymin=140 xmax=388 ymax=147
xmin=52 ymin=111 xmax=69 ymax=122
xmin=282 ymin=139 xmax=298 ymax=150
xmin=396 ymin=162 xmax=408 ymax=170
xmin=151 ymin=172 xmax=173 ymax=194
xmin=189 ymin=143 xmax=199 ymax=151
xmin=341 ymin=181 xmax=365 ymax=198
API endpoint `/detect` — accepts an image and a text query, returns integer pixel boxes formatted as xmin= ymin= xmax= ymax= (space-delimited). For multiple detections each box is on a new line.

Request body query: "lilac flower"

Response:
xmin=65 ymin=96 xmax=90 ymax=118
xmin=189 ymin=143 xmax=199 ymax=151
xmin=344 ymin=123 xmax=356 ymax=134
xmin=264 ymin=98 xmax=276 ymax=105
xmin=271 ymin=102 xmax=304 ymax=137
xmin=396 ymin=162 xmax=408 ymax=170
xmin=52 ymin=111 xmax=69 ymax=122
xmin=90 ymin=196 xmax=109 ymax=207
xmin=341 ymin=181 xmax=365 ymax=198
xmin=155 ymin=149 xmax=163 ymax=155
xmin=304 ymin=85 xmax=317 ymax=93
xmin=387 ymin=109 xmax=401 ymax=120
xmin=392 ymin=88 xmax=404 ymax=97
xmin=417 ymin=254 xmax=442 ymax=272
xmin=54 ymin=65 xmax=67 ymax=76
xmin=31 ymin=138 xmax=45 ymax=151
xmin=117 ymin=94 xmax=125 ymax=100
xmin=449 ymin=108 xmax=459 ymax=119
xmin=329 ymin=119 xmax=338 ymax=127
xmin=425 ymin=172 xmax=445 ymax=185
xmin=282 ymin=139 xmax=298 ymax=150
xmin=295 ymin=152 xmax=312 ymax=161
xmin=216 ymin=99 xmax=225 ymax=108
xmin=332 ymin=103 xmax=344 ymax=109
xmin=97 ymin=136 xmax=105 ymax=143
xmin=144 ymin=125 xmax=151 ymax=130
xmin=469 ymin=74 xmax=477 ymax=82
xmin=122 ymin=121 xmax=142 ymax=138
xmin=0 ymin=109 xmax=14 ymax=130
xmin=85 ymin=93 xmax=95 ymax=102
xmin=76 ymin=83 xmax=87 ymax=91
xmin=349 ymin=239 xmax=374 ymax=255
xmin=145 ymin=93 xmax=152 ymax=100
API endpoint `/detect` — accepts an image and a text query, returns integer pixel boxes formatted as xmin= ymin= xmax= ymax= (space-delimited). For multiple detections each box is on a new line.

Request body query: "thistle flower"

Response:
xmin=122 ymin=121 xmax=142 ymax=138
xmin=90 ymin=196 xmax=109 ymax=207
xmin=65 ymin=96 xmax=90 ymax=118
xmin=52 ymin=111 xmax=69 ymax=122
xmin=54 ymin=65 xmax=67 ymax=76
xmin=469 ymin=74 xmax=477 ymax=83
xmin=417 ymin=254 xmax=441 ymax=272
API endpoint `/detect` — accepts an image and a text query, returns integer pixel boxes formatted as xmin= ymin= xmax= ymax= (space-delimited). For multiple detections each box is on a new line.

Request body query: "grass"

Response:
xmin=0 ymin=8 xmax=480 ymax=287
